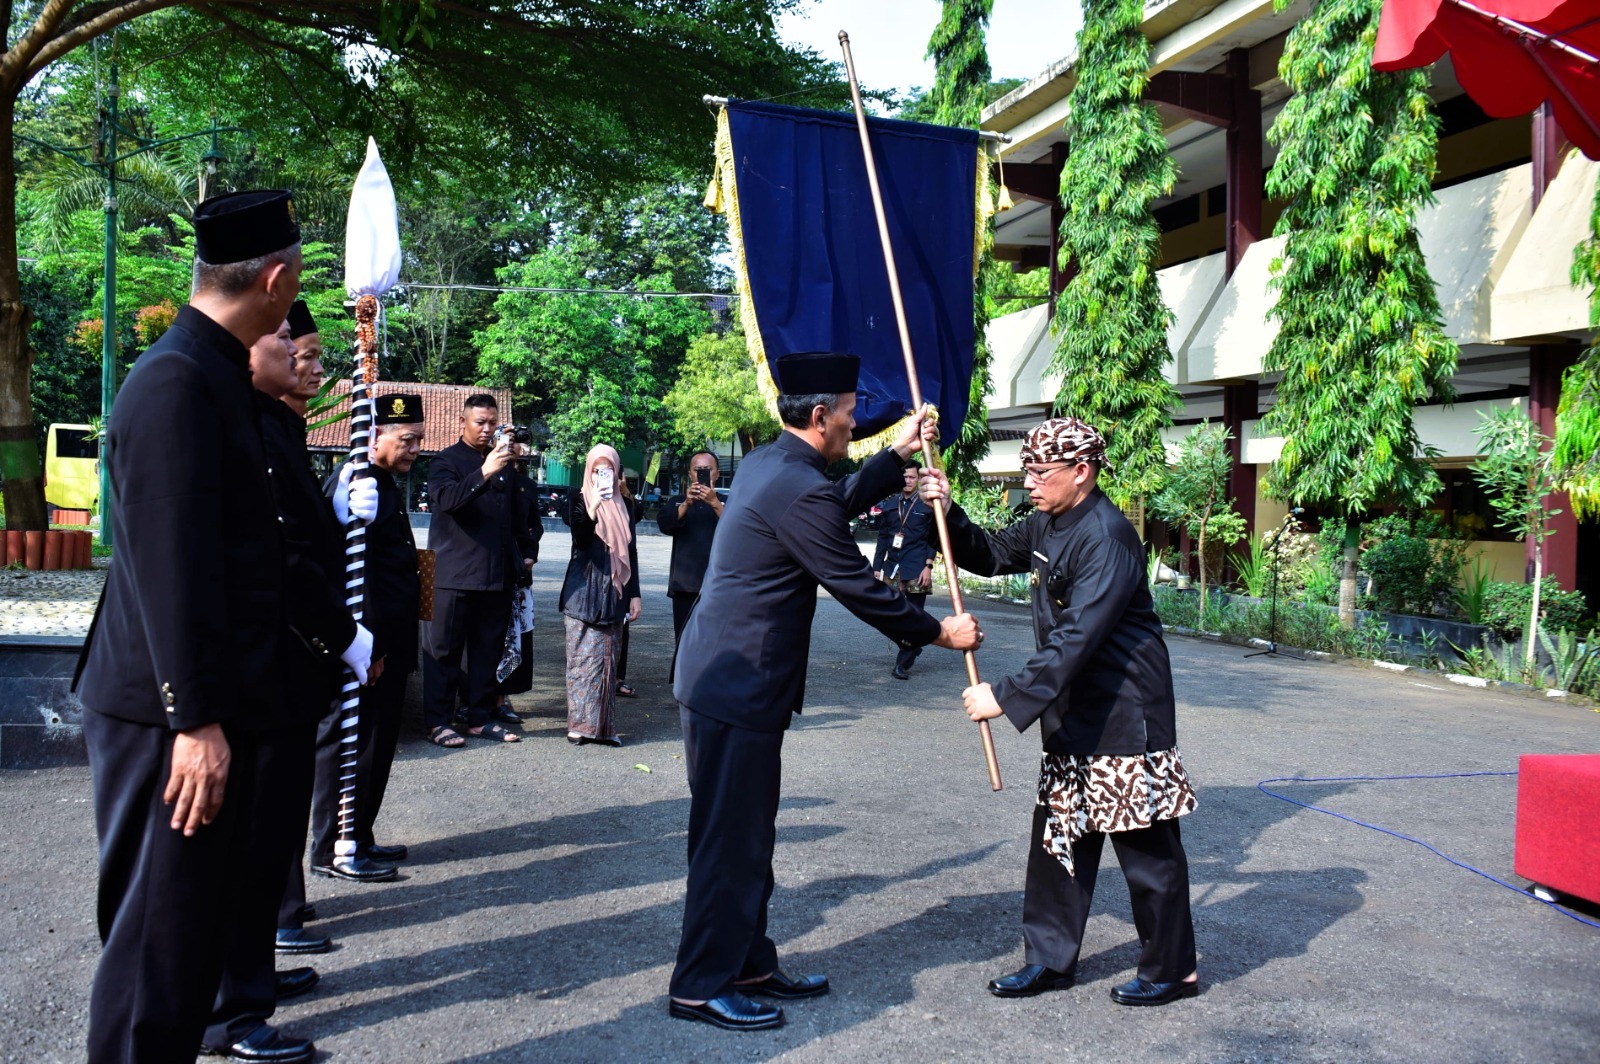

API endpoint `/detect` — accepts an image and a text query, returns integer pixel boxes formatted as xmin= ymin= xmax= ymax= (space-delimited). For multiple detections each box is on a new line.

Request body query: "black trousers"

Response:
xmin=84 ymin=712 xmax=262 ymax=1064
xmin=307 ymin=663 xmax=409 ymax=870
xmin=670 ymin=705 xmax=784 ymax=1001
xmin=895 ymin=592 xmax=928 ymax=672
xmin=204 ymin=723 xmax=316 ymax=1047
xmin=667 ymin=593 xmax=698 ymax=685
xmin=423 ymin=588 xmax=511 ymax=730
xmin=1021 ymin=803 xmax=1197 ymax=983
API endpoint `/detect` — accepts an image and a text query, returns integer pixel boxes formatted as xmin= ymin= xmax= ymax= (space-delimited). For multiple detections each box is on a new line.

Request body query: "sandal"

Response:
xmin=468 ymin=723 xmax=521 ymax=743
xmin=427 ymin=726 xmax=466 ymax=749
xmin=616 ymin=682 xmax=638 ymax=698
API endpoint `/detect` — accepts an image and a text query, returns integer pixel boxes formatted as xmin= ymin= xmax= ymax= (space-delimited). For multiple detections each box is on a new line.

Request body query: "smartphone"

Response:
xmin=695 ymin=467 xmax=712 ymax=488
xmin=596 ymin=466 xmax=615 ymax=499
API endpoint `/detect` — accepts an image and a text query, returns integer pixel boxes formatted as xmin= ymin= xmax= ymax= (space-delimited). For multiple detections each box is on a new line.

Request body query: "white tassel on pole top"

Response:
xmin=334 ymin=137 xmax=402 ymax=863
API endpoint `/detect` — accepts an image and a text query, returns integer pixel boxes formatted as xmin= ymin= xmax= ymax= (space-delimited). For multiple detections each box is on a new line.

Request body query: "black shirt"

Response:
xmin=657 ymin=492 xmax=720 ymax=597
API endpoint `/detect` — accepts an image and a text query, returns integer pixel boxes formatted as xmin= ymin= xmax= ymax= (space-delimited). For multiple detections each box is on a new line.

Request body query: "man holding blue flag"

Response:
xmin=668 ymin=352 xmax=982 ymax=1032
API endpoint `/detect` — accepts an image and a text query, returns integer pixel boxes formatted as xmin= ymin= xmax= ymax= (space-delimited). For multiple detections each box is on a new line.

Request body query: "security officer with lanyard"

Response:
xmin=871 ymin=458 xmax=937 ymax=679
xmin=74 ymin=190 xmax=368 ymax=1064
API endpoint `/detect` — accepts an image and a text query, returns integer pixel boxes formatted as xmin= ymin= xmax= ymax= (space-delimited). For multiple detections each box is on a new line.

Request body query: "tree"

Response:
xmin=1149 ymin=422 xmax=1245 ymax=610
xmin=474 ymin=238 xmax=711 ymax=461
xmin=0 ymin=1 xmax=835 ymax=531
xmin=1048 ymin=0 xmax=1180 ymax=506
xmin=926 ymin=0 xmax=999 ymax=490
xmin=1259 ymin=0 xmax=1458 ymax=625
xmin=1554 ymin=176 xmax=1600 ymax=516
xmin=665 ymin=323 xmax=779 ymax=454
xmin=1474 ymin=406 xmax=1561 ymax=667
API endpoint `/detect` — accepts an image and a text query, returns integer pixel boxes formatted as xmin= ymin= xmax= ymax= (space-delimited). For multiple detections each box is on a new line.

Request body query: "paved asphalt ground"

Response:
xmin=2 ymin=531 xmax=1597 ymax=1062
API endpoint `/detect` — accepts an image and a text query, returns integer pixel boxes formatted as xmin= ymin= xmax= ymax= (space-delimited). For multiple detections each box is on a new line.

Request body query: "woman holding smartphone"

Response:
xmin=559 ymin=443 xmax=642 ymax=745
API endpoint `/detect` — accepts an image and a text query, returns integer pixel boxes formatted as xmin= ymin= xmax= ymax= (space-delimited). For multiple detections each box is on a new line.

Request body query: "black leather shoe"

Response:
xmin=1109 ymin=977 xmax=1199 ymax=1006
xmin=275 ymin=966 xmax=319 ymax=1001
xmin=988 ymin=964 xmax=1075 ymax=997
xmin=362 ymin=843 xmax=408 ymax=862
xmin=669 ymin=992 xmax=784 ymax=1031
xmin=493 ymin=704 xmax=521 ymax=726
xmin=274 ymin=927 xmax=331 ymax=954
xmin=201 ymin=1023 xmax=315 ymax=1063
xmin=891 ymin=665 xmax=909 ymax=680
xmin=311 ymin=855 xmax=399 ymax=882
xmin=740 ymin=968 xmax=829 ymax=999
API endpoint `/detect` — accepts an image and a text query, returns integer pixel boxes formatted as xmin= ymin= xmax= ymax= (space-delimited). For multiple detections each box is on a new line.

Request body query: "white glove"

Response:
xmin=333 ymin=464 xmax=379 ymax=524
xmin=340 ymin=623 xmax=373 ymax=684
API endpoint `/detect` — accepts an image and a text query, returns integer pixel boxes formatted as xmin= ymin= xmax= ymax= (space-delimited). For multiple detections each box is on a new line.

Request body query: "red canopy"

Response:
xmin=1374 ymin=0 xmax=1600 ymax=158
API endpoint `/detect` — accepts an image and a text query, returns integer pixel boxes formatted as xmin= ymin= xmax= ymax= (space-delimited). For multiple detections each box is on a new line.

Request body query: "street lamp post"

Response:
xmin=20 ymin=61 xmax=243 ymax=546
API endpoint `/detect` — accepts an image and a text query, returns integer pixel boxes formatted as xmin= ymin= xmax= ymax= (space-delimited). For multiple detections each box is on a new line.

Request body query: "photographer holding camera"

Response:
xmin=657 ymin=451 xmax=724 ymax=661
xmin=422 ymin=394 xmax=538 ymax=747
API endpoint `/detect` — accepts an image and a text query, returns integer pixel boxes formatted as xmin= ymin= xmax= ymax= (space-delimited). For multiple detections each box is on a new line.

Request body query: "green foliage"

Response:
xmin=1473 ymin=405 xmax=1560 ymax=659
xmin=1230 ymin=535 xmax=1271 ymax=598
xmin=1261 ymin=0 xmax=1457 ymax=522
xmin=1455 ymin=556 xmax=1493 ymax=625
xmin=1357 ymin=511 xmax=1467 ymax=617
xmin=1048 ymin=0 xmax=1180 ymax=505
xmin=926 ymin=1 xmax=998 ymax=491
xmin=952 ymin=481 xmax=1023 ymax=529
xmin=665 ymin=325 xmax=779 ymax=452
xmin=1538 ymin=626 xmax=1600 ymax=695
xmin=1481 ymin=580 xmax=1590 ymax=641
xmin=1148 ymin=422 xmax=1242 ymax=604
xmin=1555 ymin=169 xmax=1600 ymax=517
xmin=473 ymin=237 xmax=711 ymax=462
xmin=1150 ymin=586 xmax=1404 ymax=661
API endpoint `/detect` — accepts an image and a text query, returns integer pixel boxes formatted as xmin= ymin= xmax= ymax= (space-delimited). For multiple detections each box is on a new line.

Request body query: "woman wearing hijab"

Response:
xmin=560 ymin=444 xmax=642 ymax=745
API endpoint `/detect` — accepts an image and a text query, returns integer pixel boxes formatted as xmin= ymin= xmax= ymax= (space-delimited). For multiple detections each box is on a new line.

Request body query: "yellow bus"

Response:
xmin=44 ymin=423 xmax=99 ymax=514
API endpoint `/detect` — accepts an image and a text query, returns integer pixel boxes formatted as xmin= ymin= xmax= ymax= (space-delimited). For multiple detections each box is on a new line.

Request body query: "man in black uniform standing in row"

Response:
xmin=668 ymin=353 xmax=983 ymax=1032
xmin=75 ymin=190 xmax=346 ymax=1064
xmin=309 ymin=394 xmax=424 ymax=875
xmin=201 ymin=315 xmax=377 ymax=1063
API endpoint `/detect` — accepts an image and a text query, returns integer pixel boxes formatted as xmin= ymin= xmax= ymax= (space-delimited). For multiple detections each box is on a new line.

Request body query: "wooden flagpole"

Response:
xmin=839 ymin=30 xmax=1002 ymax=792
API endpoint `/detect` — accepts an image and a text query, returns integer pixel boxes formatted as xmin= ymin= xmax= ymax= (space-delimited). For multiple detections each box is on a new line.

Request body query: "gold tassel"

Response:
xmin=703 ymin=173 xmax=722 ymax=214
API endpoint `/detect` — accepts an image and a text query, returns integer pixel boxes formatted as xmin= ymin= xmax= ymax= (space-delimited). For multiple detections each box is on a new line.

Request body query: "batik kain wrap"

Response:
xmin=706 ymin=100 xmax=992 ymax=455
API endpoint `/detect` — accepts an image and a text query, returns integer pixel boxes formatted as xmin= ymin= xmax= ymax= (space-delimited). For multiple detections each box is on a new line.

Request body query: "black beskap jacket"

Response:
xmin=674 ymin=433 xmax=942 ymax=733
xmin=426 ymin=439 xmax=537 ymax=592
xmin=944 ymin=487 xmax=1177 ymax=756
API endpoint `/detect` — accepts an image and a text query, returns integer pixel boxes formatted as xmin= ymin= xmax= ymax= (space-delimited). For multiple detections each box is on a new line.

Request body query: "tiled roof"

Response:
xmin=305 ymin=381 xmax=514 ymax=455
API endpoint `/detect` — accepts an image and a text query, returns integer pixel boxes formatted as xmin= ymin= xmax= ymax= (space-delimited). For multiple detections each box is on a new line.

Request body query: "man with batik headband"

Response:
xmin=919 ymin=416 xmax=1201 ymax=1008
xmin=282 ymin=299 xmax=325 ymax=418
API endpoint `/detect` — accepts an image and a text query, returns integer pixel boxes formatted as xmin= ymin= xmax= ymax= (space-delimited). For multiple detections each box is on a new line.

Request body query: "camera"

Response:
xmin=494 ymin=424 xmax=531 ymax=446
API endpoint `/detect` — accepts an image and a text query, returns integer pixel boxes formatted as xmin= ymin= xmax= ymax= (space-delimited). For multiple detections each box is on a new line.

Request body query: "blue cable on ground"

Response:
xmin=1256 ymin=771 xmax=1600 ymax=930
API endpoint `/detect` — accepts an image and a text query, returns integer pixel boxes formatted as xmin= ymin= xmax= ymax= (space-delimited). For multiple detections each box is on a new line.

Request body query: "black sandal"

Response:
xmin=616 ymin=682 xmax=637 ymax=698
xmin=427 ymin=726 xmax=466 ymax=749
xmin=468 ymin=723 xmax=520 ymax=743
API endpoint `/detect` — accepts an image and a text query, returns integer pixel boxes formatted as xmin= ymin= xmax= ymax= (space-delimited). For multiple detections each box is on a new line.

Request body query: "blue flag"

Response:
xmin=709 ymin=100 xmax=988 ymax=451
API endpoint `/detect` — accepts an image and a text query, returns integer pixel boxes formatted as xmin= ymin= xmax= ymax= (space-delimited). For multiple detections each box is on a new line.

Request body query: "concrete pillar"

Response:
xmin=1224 ymin=48 xmax=1263 ymax=278
xmin=1223 ymin=381 xmax=1259 ymax=534
xmin=1048 ymin=142 xmax=1071 ymax=320
xmin=1532 ymin=103 xmax=1570 ymax=211
xmin=1527 ymin=345 xmax=1579 ymax=590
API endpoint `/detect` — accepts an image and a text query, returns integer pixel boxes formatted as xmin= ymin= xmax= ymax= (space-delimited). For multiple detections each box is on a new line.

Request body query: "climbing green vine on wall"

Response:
xmin=1555 ymin=176 xmax=1600 ymax=517
xmin=927 ymin=0 xmax=998 ymax=490
xmin=1260 ymin=0 xmax=1458 ymax=622
xmin=1049 ymin=0 xmax=1181 ymax=506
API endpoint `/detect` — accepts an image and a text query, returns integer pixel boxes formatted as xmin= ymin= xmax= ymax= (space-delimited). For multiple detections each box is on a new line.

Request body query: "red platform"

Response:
xmin=1514 ymin=754 xmax=1600 ymax=906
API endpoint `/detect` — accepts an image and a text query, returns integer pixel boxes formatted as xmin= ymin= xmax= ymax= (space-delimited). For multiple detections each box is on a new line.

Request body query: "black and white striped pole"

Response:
xmin=331 ymin=294 xmax=381 ymax=869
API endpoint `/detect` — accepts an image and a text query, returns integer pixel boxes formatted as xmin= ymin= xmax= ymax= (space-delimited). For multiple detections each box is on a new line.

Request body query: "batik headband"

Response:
xmin=1019 ymin=416 xmax=1111 ymax=473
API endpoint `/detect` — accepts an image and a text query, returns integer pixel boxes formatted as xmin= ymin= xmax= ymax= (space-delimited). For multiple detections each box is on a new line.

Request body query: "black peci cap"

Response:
xmin=287 ymin=299 xmax=318 ymax=339
xmin=193 ymin=189 xmax=300 ymax=265
xmin=775 ymin=352 xmax=860 ymax=395
xmin=375 ymin=393 xmax=423 ymax=425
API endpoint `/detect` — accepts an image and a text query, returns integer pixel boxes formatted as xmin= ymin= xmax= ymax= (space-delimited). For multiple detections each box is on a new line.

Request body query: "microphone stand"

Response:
xmin=1246 ymin=510 xmax=1303 ymax=660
